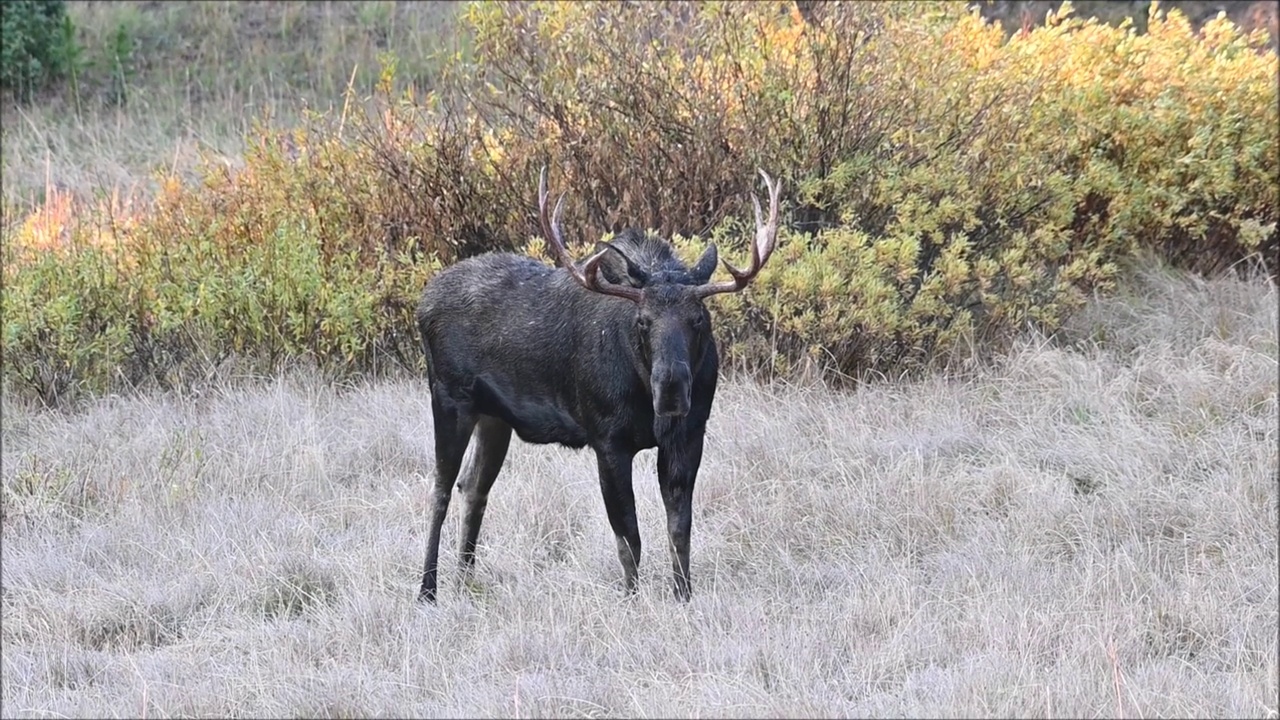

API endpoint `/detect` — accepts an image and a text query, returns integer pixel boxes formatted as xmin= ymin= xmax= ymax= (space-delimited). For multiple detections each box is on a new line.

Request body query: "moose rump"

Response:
xmin=415 ymin=167 xmax=782 ymax=603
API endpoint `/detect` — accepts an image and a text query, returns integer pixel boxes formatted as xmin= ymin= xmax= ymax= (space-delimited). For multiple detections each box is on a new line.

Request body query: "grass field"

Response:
xmin=0 ymin=1 xmax=459 ymax=210
xmin=2 ymin=2 xmax=1277 ymax=717
xmin=2 ymin=264 xmax=1276 ymax=718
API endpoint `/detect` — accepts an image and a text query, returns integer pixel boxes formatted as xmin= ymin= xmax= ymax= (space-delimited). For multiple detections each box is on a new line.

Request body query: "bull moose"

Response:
xmin=415 ymin=167 xmax=783 ymax=603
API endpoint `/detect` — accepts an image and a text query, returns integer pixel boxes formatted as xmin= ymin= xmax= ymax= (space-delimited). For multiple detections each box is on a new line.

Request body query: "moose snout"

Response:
xmin=655 ymin=391 xmax=690 ymax=417
xmin=653 ymin=366 xmax=692 ymax=417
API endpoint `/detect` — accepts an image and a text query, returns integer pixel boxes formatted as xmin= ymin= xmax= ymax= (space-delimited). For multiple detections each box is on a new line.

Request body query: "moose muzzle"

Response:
xmin=653 ymin=364 xmax=692 ymax=417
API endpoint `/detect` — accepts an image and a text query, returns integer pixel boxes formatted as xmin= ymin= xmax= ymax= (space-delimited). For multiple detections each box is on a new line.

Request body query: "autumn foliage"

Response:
xmin=3 ymin=1 xmax=1276 ymax=403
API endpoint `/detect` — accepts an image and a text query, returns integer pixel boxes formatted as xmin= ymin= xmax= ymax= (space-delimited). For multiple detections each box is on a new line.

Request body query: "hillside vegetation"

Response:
xmin=1 ymin=1 xmax=461 ymax=207
xmin=2 ymin=0 xmax=1276 ymax=406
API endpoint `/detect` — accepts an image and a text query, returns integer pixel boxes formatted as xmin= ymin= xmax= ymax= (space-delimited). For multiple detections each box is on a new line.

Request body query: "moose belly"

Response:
xmin=469 ymin=374 xmax=590 ymax=449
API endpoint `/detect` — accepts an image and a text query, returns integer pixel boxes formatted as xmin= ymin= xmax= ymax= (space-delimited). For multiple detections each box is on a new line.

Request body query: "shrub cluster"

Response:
xmin=3 ymin=145 xmax=439 ymax=405
xmin=3 ymin=1 xmax=1276 ymax=404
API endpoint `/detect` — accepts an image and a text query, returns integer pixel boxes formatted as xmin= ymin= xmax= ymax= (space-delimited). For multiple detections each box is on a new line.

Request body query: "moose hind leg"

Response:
xmin=419 ymin=390 xmax=477 ymax=603
xmin=458 ymin=415 xmax=513 ymax=573
xmin=595 ymin=446 xmax=641 ymax=596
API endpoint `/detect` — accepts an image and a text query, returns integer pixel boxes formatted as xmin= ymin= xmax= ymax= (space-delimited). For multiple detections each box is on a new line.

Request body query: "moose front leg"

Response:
xmin=595 ymin=445 xmax=641 ymax=596
xmin=657 ymin=438 xmax=702 ymax=602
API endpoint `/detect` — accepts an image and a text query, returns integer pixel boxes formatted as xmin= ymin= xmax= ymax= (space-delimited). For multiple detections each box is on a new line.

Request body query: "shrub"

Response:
xmin=2 ymin=158 xmax=439 ymax=405
xmin=408 ymin=0 xmax=1273 ymax=376
xmin=2 ymin=0 xmax=1276 ymax=403
xmin=1003 ymin=4 xmax=1280 ymax=276
xmin=1 ymin=0 xmax=77 ymax=99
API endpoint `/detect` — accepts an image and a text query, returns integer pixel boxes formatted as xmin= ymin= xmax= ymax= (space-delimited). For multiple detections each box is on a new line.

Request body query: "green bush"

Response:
xmin=387 ymin=0 xmax=1273 ymax=376
xmin=2 ymin=1 xmax=1276 ymax=404
xmin=1 ymin=0 xmax=77 ymax=99
xmin=2 ymin=184 xmax=437 ymax=405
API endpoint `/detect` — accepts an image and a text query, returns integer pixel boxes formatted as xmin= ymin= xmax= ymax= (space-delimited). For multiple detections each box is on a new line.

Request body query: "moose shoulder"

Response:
xmin=416 ymin=168 xmax=783 ymax=603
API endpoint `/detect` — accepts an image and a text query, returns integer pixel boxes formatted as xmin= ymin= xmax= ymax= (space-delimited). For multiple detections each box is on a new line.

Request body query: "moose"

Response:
xmin=415 ymin=167 xmax=782 ymax=603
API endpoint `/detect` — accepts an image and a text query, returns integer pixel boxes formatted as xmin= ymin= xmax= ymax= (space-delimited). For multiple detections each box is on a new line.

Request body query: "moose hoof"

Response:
xmin=673 ymin=581 xmax=692 ymax=602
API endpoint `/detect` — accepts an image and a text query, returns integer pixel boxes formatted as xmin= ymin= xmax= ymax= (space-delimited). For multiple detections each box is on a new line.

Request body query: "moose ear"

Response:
xmin=689 ymin=244 xmax=719 ymax=284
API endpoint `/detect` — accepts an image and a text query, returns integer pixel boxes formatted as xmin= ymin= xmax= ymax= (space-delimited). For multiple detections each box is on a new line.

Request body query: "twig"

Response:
xmin=1107 ymin=635 xmax=1129 ymax=719
xmin=339 ymin=63 xmax=359 ymax=139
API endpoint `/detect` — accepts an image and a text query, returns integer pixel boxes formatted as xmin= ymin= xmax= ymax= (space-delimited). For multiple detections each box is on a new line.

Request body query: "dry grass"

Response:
xmin=2 ymin=264 xmax=1275 ymax=718
xmin=0 ymin=1 xmax=460 ymax=210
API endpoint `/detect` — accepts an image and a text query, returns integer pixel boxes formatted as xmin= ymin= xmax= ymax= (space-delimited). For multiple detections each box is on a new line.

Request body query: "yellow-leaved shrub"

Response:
xmin=3 ymin=1 xmax=1275 ymax=402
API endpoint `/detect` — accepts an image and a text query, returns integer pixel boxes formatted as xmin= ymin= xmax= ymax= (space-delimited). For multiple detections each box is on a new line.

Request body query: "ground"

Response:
xmin=2 ymin=265 xmax=1275 ymax=717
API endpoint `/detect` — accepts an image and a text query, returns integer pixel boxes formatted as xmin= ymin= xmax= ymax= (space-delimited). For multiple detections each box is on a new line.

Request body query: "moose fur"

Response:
xmin=415 ymin=169 xmax=781 ymax=603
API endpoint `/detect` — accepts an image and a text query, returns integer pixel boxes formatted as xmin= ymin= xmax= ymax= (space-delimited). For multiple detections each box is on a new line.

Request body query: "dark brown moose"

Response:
xmin=415 ymin=167 xmax=783 ymax=603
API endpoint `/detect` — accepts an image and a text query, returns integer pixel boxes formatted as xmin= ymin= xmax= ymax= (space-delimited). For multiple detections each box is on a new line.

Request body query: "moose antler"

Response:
xmin=694 ymin=169 xmax=782 ymax=299
xmin=538 ymin=166 xmax=644 ymax=303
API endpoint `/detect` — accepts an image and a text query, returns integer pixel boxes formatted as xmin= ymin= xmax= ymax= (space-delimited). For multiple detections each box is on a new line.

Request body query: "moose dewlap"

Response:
xmin=415 ymin=168 xmax=783 ymax=603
